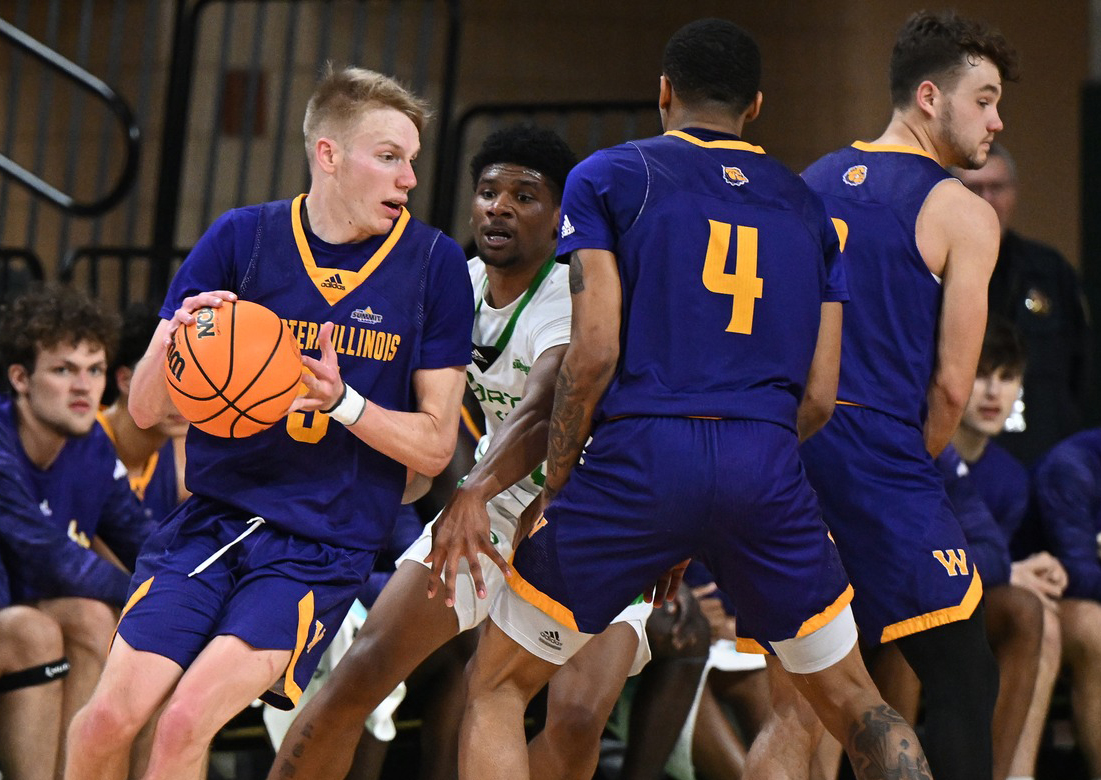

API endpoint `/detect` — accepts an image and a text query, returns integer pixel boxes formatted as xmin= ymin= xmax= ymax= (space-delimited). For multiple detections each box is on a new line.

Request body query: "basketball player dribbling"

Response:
xmin=64 ymin=66 xmax=474 ymax=780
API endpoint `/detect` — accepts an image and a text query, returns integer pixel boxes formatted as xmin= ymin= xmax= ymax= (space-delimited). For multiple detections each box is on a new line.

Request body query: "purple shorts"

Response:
xmin=801 ymin=406 xmax=982 ymax=645
xmin=116 ymin=495 xmax=375 ymax=709
xmin=510 ymin=416 xmax=852 ymax=652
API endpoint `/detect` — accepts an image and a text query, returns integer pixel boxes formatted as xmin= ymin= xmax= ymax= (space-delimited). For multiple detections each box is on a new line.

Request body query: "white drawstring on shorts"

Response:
xmin=187 ymin=516 xmax=266 ymax=577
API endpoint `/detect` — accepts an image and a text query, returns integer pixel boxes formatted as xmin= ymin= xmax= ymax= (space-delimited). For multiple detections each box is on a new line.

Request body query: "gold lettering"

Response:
xmin=334 ymin=325 xmax=347 ymax=355
xmin=305 ymin=321 xmax=319 ymax=351
xmin=932 ymin=549 xmax=969 ymax=576
xmin=360 ymin=330 xmax=376 ymax=358
xmin=386 ymin=334 xmax=400 ymax=360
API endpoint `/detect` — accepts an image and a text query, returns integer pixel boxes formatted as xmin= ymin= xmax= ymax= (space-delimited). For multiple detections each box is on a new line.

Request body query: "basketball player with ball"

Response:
xmin=65 ymin=66 xmax=473 ymax=780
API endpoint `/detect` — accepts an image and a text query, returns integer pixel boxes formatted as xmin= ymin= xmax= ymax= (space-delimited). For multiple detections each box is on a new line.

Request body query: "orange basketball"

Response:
xmin=164 ymin=300 xmax=303 ymax=438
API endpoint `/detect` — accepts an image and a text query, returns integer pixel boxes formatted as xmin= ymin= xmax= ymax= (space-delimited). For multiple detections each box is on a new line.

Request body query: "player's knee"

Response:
xmin=987 ymin=585 xmax=1043 ymax=649
xmin=58 ymin=599 xmax=118 ymax=658
xmin=544 ymin=696 xmax=606 ymax=750
xmin=0 ymin=605 xmax=64 ymax=667
xmin=70 ymin=695 xmax=144 ymax=750
xmin=154 ymin=697 xmax=212 ymax=756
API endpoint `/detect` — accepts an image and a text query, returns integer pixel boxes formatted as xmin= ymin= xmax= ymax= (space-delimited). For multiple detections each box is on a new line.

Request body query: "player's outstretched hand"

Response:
xmin=165 ymin=290 xmax=238 ymax=343
xmin=425 ymin=484 xmax=512 ymax=607
xmin=648 ymin=558 xmax=690 ymax=609
xmin=293 ymin=321 xmax=344 ymax=413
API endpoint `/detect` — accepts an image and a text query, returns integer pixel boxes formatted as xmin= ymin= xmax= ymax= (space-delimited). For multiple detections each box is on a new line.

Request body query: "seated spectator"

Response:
xmin=98 ymin=302 xmax=189 ymax=525
xmin=953 ymin=318 xmax=1068 ymax=779
xmin=0 ymin=285 xmax=151 ymax=755
xmin=0 ymin=555 xmax=70 ymax=780
xmin=954 ymin=143 xmax=1091 ymax=466
xmin=1033 ymin=427 xmax=1101 ymax=780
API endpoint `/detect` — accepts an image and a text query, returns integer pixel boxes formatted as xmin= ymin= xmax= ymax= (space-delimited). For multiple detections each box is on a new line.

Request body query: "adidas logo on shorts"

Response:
xmin=538 ymin=630 xmax=562 ymax=650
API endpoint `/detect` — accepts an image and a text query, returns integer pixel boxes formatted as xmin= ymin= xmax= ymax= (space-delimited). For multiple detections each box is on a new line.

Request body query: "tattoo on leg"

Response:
xmin=848 ymin=705 xmax=932 ymax=780
xmin=276 ymin=721 xmax=314 ymax=777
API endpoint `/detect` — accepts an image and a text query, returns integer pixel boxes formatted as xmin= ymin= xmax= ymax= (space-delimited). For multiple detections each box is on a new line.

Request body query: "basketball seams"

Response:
xmin=166 ymin=300 xmax=301 ymax=437
xmin=226 ymin=316 xmax=295 ymax=437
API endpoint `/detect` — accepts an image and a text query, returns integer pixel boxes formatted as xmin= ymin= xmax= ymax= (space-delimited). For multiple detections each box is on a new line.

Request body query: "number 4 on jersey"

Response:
xmin=702 ymin=221 xmax=763 ymax=334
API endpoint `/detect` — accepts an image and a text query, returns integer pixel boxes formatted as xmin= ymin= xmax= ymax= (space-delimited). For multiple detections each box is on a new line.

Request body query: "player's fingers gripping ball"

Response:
xmin=164 ymin=300 xmax=303 ymax=438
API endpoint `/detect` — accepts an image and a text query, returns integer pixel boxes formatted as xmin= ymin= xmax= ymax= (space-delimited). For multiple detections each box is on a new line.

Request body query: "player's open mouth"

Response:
xmin=482 ymin=228 xmax=513 ymax=246
xmin=383 ymin=200 xmax=403 ymax=215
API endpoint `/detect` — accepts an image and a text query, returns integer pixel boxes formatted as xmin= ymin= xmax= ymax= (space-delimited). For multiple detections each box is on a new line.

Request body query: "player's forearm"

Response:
xmin=924 ymin=375 xmax=969 ymax=457
xmin=129 ymin=351 xmax=175 ymax=429
xmin=462 ymin=413 xmax=549 ymax=502
xmin=544 ymin=352 xmax=615 ymax=496
xmin=346 ymin=403 xmax=458 ymax=476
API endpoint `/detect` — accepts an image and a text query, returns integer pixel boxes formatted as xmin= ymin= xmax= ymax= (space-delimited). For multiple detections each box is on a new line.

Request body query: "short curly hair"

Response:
xmin=890 ymin=10 xmax=1019 ymax=109
xmin=0 ymin=284 xmax=119 ymax=379
xmin=469 ymin=124 xmax=577 ymax=202
xmin=662 ymin=19 xmax=761 ymax=116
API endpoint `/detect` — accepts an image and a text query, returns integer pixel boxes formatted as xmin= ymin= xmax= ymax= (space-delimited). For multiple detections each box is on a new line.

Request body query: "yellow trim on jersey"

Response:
xmin=664 ymin=130 xmax=765 ymax=154
xmin=282 ymin=590 xmax=316 ymax=706
xmin=290 ymin=193 xmax=410 ymax=306
xmin=96 ymin=410 xmax=159 ymax=500
xmin=111 ymin=576 xmax=155 ymax=653
xmin=835 ymin=400 xmax=867 ymax=408
xmin=735 ymin=637 xmax=770 ymax=655
xmin=851 ymin=140 xmax=937 ymax=160
xmin=880 ymin=569 xmax=983 ymax=643
xmin=507 ymin=566 xmax=579 ymax=632
xmin=797 ymin=584 xmax=854 ymax=637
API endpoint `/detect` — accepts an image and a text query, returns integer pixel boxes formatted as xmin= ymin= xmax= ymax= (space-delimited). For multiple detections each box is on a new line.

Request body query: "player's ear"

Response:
xmin=315 ymin=136 xmax=339 ymax=174
xmin=8 ymin=363 xmax=28 ymax=396
xmin=915 ymin=80 xmax=940 ymax=118
xmin=551 ymin=205 xmax=561 ymax=240
xmin=658 ymin=75 xmax=673 ymax=113
xmin=116 ymin=365 xmax=133 ymax=397
xmin=743 ymin=91 xmax=764 ymax=124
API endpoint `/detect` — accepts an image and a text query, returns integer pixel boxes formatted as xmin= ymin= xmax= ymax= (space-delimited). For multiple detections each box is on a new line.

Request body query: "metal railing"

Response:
xmin=0 ymin=16 xmax=140 ymax=217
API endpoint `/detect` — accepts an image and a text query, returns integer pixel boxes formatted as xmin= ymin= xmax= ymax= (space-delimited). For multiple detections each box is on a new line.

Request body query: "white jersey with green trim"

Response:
xmin=467 ymin=256 xmax=571 ymax=517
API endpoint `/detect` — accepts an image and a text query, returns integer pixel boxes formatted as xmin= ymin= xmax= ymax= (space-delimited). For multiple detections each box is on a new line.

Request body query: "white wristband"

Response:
xmin=325 ymin=383 xmax=366 ymax=426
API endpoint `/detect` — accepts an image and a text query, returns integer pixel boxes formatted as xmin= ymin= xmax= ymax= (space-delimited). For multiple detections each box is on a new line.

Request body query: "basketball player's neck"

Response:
xmin=14 ymin=398 xmax=66 ymax=470
xmin=483 ymin=250 xmax=554 ymax=308
xmin=951 ymin=423 xmax=989 ymax=464
xmin=875 ymin=112 xmax=944 ymax=164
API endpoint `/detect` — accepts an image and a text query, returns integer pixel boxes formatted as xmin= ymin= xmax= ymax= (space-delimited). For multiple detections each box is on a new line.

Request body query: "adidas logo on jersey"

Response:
xmin=560 ymin=215 xmax=575 ymax=238
xmin=321 ymin=273 xmax=346 ymax=290
xmin=539 ymin=630 xmax=562 ymax=650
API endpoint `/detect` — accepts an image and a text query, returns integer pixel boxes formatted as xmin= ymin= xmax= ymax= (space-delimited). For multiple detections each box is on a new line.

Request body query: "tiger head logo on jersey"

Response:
xmin=722 ymin=166 xmax=749 ymax=187
xmin=843 ymin=165 xmax=868 ymax=186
